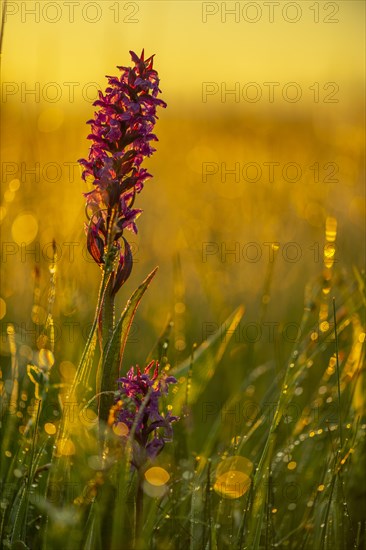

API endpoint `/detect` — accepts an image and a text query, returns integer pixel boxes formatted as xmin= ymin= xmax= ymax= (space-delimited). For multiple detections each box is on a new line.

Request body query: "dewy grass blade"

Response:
xmin=44 ymin=270 xmax=110 ymax=468
xmin=170 ymin=306 xmax=245 ymax=412
xmin=0 ymin=325 xmax=19 ymax=480
xmin=0 ymin=0 xmax=7 ymax=56
xmin=333 ymin=297 xmax=343 ymax=449
xmin=243 ymin=300 xmax=314 ymax=549
xmin=9 ymin=400 xmax=42 ymax=545
xmin=82 ymin=500 xmax=103 ymax=550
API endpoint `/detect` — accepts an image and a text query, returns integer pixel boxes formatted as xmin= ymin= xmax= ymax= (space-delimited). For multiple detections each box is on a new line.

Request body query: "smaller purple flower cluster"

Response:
xmin=114 ymin=361 xmax=178 ymax=468
xmin=79 ymin=50 xmax=166 ymax=295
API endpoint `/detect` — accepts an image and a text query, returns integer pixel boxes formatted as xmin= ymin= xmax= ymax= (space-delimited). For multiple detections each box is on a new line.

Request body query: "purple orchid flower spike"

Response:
xmin=79 ymin=50 xmax=166 ymax=295
xmin=113 ymin=360 xmax=178 ymax=469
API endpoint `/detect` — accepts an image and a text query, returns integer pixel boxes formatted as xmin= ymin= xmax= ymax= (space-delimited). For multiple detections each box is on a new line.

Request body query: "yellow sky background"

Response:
xmin=2 ymin=1 xmax=365 ymax=111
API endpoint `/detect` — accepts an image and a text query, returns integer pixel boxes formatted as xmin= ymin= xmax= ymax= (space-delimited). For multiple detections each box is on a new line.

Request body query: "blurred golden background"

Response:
xmin=1 ymin=0 xmax=365 ymax=367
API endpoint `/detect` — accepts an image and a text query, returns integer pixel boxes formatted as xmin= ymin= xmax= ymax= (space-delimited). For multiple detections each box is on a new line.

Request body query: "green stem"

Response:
xmin=97 ymin=275 xmax=116 ymax=445
xmin=332 ymin=297 xmax=343 ymax=448
xmin=97 ymin=206 xmax=119 ymax=440
xmin=101 ymin=276 xmax=115 ymax=346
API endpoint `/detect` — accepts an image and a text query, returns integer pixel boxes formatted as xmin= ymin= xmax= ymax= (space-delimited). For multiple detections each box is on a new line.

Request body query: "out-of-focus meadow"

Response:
xmin=0 ymin=2 xmax=365 ymax=548
xmin=1 ymin=104 xmax=365 ymax=367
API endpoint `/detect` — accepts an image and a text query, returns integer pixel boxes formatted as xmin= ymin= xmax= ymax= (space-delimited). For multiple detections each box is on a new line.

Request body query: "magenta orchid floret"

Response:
xmin=79 ymin=50 xmax=166 ymax=295
xmin=114 ymin=361 xmax=178 ymax=468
